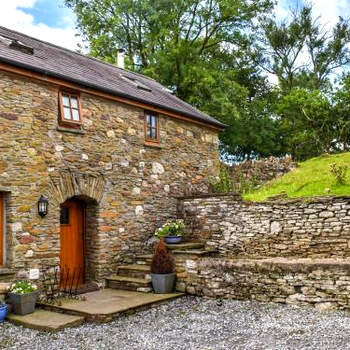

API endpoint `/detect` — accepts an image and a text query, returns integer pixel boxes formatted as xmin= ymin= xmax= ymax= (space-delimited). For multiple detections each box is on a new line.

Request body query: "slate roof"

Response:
xmin=0 ymin=26 xmax=225 ymax=129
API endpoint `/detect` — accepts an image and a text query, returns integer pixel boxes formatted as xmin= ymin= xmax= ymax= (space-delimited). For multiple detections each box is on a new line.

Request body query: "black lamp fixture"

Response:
xmin=38 ymin=195 xmax=48 ymax=217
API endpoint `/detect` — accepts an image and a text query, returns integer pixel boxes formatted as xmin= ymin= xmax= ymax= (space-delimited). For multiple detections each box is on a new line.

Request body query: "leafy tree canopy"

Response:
xmin=65 ymin=0 xmax=350 ymax=161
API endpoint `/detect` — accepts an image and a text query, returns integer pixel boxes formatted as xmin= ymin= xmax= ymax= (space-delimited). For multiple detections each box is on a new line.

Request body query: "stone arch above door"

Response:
xmin=47 ymin=172 xmax=105 ymax=205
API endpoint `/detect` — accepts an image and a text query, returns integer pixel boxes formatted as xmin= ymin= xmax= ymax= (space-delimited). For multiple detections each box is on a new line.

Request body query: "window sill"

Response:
xmin=144 ymin=141 xmax=162 ymax=149
xmin=57 ymin=126 xmax=87 ymax=135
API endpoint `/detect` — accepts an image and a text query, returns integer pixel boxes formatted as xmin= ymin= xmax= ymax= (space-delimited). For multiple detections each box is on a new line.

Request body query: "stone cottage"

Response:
xmin=0 ymin=26 xmax=224 ymax=284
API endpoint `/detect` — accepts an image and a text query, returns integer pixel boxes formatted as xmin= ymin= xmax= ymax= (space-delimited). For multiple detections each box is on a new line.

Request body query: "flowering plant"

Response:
xmin=155 ymin=219 xmax=185 ymax=238
xmin=10 ymin=280 xmax=38 ymax=294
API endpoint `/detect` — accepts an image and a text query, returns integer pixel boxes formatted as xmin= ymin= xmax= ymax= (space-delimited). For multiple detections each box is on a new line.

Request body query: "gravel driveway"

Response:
xmin=1 ymin=296 xmax=350 ymax=350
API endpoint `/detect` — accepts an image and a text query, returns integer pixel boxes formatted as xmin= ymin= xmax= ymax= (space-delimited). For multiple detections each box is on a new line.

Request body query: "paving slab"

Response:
xmin=7 ymin=309 xmax=84 ymax=332
xmin=40 ymin=288 xmax=184 ymax=322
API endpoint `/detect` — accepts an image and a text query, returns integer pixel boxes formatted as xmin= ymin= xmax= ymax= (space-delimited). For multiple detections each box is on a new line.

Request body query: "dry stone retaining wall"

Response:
xmin=179 ymin=194 xmax=350 ymax=258
xmin=177 ymin=194 xmax=350 ymax=310
xmin=184 ymin=257 xmax=350 ymax=311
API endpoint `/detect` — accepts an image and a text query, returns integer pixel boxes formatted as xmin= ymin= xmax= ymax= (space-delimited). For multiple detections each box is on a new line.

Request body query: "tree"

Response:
xmin=333 ymin=73 xmax=350 ymax=152
xmin=261 ymin=4 xmax=350 ymax=92
xmin=65 ymin=0 xmax=278 ymax=161
xmin=276 ymin=88 xmax=335 ymax=160
xmin=66 ymin=0 xmax=273 ymax=98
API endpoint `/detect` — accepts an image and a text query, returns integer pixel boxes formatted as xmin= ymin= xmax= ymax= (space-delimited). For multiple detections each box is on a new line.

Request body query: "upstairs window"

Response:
xmin=59 ymin=91 xmax=82 ymax=126
xmin=144 ymin=111 xmax=159 ymax=144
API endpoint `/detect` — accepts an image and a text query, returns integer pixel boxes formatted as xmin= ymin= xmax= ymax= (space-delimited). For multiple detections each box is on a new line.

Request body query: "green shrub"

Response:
xmin=208 ymin=164 xmax=234 ymax=193
xmin=329 ymin=163 xmax=348 ymax=184
xmin=151 ymin=240 xmax=175 ymax=274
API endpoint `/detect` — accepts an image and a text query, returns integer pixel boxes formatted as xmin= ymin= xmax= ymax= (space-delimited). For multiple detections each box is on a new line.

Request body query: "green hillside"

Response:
xmin=244 ymin=153 xmax=350 ymax=202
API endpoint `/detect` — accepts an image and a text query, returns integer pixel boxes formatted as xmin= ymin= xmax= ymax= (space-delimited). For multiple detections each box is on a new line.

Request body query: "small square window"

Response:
xmin=59 ymin=91 xmax=82 ymax=127
xmin=144 ymin=112 xmax=159 ymax=144
xmin=60 ymin=207 xmax=69 ymax=225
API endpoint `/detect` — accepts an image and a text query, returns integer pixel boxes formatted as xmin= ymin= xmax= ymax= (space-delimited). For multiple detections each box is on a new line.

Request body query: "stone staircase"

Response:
xmin=106 ymin=241 xmax=214 ymax=293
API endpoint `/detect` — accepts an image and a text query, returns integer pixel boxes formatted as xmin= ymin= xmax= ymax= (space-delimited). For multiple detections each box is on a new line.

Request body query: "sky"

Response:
xmin=0 ymin=0 xmax=350 ymax=51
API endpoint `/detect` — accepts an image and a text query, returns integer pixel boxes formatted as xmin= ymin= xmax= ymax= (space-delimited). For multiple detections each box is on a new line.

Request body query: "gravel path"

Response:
xmin=2 ymin=296 xmax=350 ymax=350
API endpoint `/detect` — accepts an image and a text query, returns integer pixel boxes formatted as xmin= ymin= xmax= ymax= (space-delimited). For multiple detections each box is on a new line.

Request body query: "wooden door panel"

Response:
xmin=0 ymin=194 xmax=3 ymax=266
xmin=60 ymin=199 xmax=84 ymax=286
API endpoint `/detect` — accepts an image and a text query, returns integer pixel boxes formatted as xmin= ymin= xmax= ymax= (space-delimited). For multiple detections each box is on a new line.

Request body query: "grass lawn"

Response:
xmin=244 ymin=152 xmax=350 ymax=202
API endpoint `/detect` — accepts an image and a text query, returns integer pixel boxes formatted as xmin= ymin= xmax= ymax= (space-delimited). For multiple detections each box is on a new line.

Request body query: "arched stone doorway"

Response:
xmin=59 ymin=195 xmax=99 ymax=286
xmin=45 ymin=172 xmax=104 ymax=285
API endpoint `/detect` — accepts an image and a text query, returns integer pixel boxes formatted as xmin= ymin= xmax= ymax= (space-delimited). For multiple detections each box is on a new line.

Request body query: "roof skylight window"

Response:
xmin=121 ymin=75 xmax=152 ymax=92
xmin=0 ymin=35 xmax=34 ymax=55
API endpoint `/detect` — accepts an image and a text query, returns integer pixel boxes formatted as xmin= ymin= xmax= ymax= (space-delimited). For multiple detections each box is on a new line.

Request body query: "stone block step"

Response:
xmin=136 ymin=254 xmax=153 ymax=265
xmin=117 ymin=264 xmax=151 ymax=279
xmin=165 ymin=242 xmax=204 ymax=250
xmin=7 ymin=309 xmax=84 ymax=332
xmin=106 ymin=275 xmax=152 ymax=292
xmin=172 ymin=249 xmax=212 ymax=256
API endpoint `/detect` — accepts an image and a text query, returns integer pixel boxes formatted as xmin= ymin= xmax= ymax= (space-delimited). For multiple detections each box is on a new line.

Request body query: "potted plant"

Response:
xmin=155 ymin=219 xmax=184 ymax=244
xmin=151 ymin=240 xmax=176 ymax=293
xmin=9 ymin=280 xmax=38 ymax=315
xmin=0 ymin=302 xmax=8 ymax=323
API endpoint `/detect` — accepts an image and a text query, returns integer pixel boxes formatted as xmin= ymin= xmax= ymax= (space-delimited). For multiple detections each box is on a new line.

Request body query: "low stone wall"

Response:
xmin=229 ymin=156 xmax=296 ymax=189
xmin=184 ymin=257 xmax=350 ymax=310
xmin=178 ymin=194 xmax=350 ymax=258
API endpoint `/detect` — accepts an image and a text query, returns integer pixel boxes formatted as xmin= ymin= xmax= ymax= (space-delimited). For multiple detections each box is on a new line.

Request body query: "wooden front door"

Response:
xmin=60 ymin=199 xmax=85 ymax=286
xmin=0 ymin=194 xmax=3 ymax=266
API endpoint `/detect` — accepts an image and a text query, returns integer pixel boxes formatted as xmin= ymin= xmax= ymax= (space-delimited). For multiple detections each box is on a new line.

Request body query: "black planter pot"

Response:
xmin=9 ymin=291 xmax=38 ymax=315
xmin=151 ymin=273 xmax=176 ymax=293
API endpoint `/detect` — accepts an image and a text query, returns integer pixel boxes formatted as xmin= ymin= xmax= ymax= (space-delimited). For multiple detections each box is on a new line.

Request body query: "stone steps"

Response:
xmin=110 ymin=242 xmax=211 ymax=293
xmin=165 ymin=242 xmax=205 ymax=250
xmin=106 ymin=275 xmax=152 ymax=293
xmin=136 ymin=254 xmax=152 ymax=265
xmin=117 ymin=264 xmax=151 ymax=279
xmin=39 ymin=289 xmax=184 ymax=323
xmin=7 ymin=309 xmax=84 ymax=332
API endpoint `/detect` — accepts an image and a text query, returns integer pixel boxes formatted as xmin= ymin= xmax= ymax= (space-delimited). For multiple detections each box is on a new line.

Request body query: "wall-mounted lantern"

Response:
xmin=37 ymin=195 xmax=48 ymax=217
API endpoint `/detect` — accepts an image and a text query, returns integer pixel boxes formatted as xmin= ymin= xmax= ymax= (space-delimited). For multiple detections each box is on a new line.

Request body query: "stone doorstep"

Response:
xmin=7 ymin=309 xmax=84 ymax=332
xmin=38 ymin=289 xmax=184 ymax=323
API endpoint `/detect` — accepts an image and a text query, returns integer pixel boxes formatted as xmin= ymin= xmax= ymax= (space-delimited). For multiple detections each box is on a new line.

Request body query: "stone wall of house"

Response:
xmin=178 ymin=194 xmax=350 ymax=258
xmin=184 ymin=257 xmax=350 ymax=311
xmin=0 ymin=70 xmax=219 ymax=282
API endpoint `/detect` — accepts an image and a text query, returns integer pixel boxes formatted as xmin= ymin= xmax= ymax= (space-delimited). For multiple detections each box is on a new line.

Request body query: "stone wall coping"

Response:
xmin=199 ymin=257 xmax=350 ymax=274
xmin=256 ymin=195 xmax=350 ymax=205
xmin=175 ymin=192 xmax=241 ymax=200
xmin=178 ymin=193 xmax=350 ymax=205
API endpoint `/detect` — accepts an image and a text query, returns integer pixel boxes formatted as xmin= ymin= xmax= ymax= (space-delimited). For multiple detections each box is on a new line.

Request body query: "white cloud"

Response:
xmin=275 ymin=0 xmax=350 ymax=29
xmin=309 ymin=0 xmax=350 ymax=28
xmin=0 ymin=0 xmax=81 ymax=50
